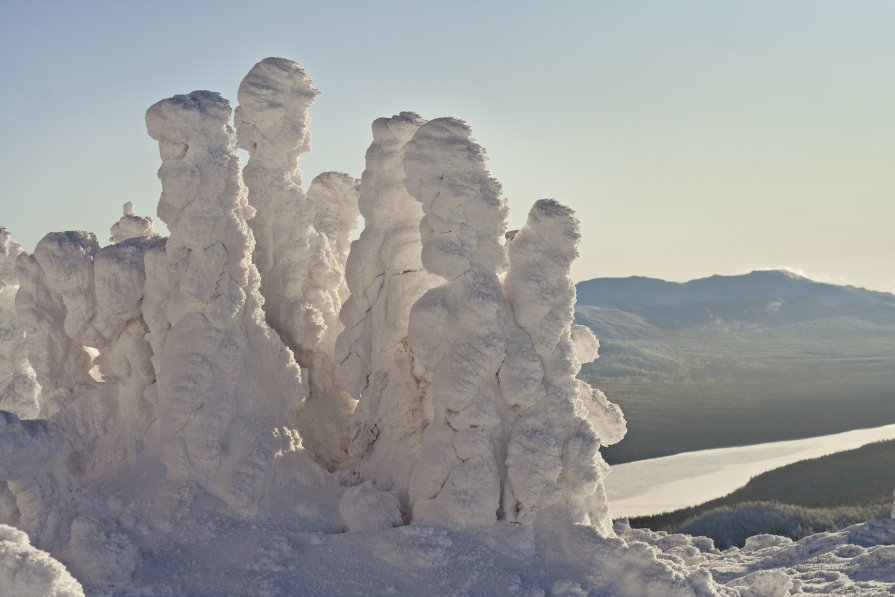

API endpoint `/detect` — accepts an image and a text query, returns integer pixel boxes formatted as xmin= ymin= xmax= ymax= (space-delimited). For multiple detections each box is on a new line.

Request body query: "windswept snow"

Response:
xmin=0 ymin=56 xmax=893 ymax=596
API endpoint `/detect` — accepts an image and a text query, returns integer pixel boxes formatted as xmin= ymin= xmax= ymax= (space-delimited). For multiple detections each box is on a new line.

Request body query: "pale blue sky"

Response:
xmin=1 ymin=0 xmax=893 ymax=291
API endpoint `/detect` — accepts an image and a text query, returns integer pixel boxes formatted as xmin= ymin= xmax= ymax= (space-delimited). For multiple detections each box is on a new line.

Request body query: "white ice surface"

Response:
xmin=607 ymin=423 xmax=895 ymax=517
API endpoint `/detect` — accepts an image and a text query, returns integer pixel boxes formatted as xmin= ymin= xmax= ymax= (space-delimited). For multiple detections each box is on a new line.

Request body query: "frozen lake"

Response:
xmin=606 ymin=423 xmax=895 ymax=518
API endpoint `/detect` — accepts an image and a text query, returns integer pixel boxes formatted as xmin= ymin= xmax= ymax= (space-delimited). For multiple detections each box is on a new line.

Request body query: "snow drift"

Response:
xmin=0 ymin=56 xmax=893 ymax=596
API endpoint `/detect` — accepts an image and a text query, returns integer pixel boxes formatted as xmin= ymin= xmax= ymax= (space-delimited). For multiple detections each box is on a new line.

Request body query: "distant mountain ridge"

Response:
xmin=574 ymin=270 xmax=895 ymax=464
xmin=577 ymin=270 xmax=895 ymax=327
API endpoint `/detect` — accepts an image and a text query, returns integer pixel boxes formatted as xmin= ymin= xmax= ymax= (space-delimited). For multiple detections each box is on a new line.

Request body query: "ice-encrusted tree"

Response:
xmin=235 ymin=57 xmax=359 ymax=469
xmin=404 ymin=118 xmax=544 ymax=524
xmin=307 ymin=171 xmax=360 ymax=314
xmin=336 ymin=112 xmax=441 ymax=502
xmin=398 ymin=121 xmax=624 ymax=529
xmin=0 ymin=412 xmax=75 ymax=551
xmin=0 ymin=228 xmax=39 ymax=419
xmin=0 ymin=56 xmax=765 ymax=597
xmin=143 ymin=90 xmax=307 ymax=511
xmin=109 ymin=202 xmax=156 ymax=244
xmin=1 ymin=211 xmax=161 ymax=566
xmin=16 ymin=234 xmax=98 ymax=419
xmin=90 ymin=203 xmax=163 ymax=466
xmin=503 ymin=199 xmax=625 ymax=532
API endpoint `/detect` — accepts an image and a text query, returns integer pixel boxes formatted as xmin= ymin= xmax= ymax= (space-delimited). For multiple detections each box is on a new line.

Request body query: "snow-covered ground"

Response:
xmin=608 ymin=424 xmax=895 ymax=517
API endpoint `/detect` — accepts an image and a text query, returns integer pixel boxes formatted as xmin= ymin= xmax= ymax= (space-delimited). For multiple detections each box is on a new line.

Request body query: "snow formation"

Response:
xmin=144 ymin=89 xmax=310 ymax=511
xmin=403 ymin=117 xmax=524 ymax=525
xmin=0 ymin=228 xmax=39 ymax=419
xmin=109 ymin=202 xmax=156 ymax=244
xmin=337 ymin=111 xmax=441 ymax=504
xmin=235 ymin=57 xmax=358 ymax=469
xmin=15 ymin=233 xmax=98 ymax=419
xmin=503 ymin=198 xmax=625 ymax=532
xmin=0 ymin=524 xmax=83 ymax=597
xmin=1 ymin=56 xmax=894 ymax=596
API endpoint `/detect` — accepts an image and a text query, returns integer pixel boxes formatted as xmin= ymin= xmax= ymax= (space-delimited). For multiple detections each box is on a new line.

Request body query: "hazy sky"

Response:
xmin=1 ymin=0 xmax=893 ymax=292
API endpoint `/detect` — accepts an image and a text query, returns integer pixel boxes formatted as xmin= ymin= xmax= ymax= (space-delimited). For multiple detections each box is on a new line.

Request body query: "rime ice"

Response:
xmin=0 ymin=229 xmax=39 ymax=419
xmin=236 ymin=58 xmax=358 ymax=469
xmin=0 ymin=56 xmax=892 ymax=597
xmin=404 ymin=117 xmax=519 ymax=524
xmin=337 ymin=112 xmax=440 ymax=504
xmin=504 ymin=199 xmax=625 ymax=532
xmin=144 ymin=89 xmax=308 ymax=511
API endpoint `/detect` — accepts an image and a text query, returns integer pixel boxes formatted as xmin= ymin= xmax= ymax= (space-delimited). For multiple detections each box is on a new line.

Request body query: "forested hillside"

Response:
xmin=630 ymin=440 xmax=895 ymax=546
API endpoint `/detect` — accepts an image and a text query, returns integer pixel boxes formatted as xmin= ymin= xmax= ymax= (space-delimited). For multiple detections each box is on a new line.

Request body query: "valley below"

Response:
xmin=575 ymin=271 xmax=895 ymax=465
xmin=606 ymin=423 xmax=895 ymax=518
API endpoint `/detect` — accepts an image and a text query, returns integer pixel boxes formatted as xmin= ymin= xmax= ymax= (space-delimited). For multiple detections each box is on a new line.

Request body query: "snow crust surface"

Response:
xmin=0 ymin=56 xmax=893 ymax=596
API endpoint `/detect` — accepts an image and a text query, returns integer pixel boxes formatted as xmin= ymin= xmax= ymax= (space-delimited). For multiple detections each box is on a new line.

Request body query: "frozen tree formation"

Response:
xmin=235 ymin=58 xmax=358 ymax=468
xmin=401 ymin=122 xmax=624 ymax=532
xmin=403 ymin=117 xmax=523 ymax=524
xmin=2 ymin=55 xmax=895 ymax=596
xmin=91 ymin=202 xmax=160 ymax=460
xmin=14 ymin=232 xmax=98 ymax=419
xmin=337 ymin=112 xmax=441 ymax=503
xmin=144 ymin=89 xmax=310 ymax=511
xmin=503 ymin=198 xmax=625 ymax=533
xmin=0 ymin=229 xmax=39 ymax=418
xmin=108 ymin=202 xmax=156 ymax=244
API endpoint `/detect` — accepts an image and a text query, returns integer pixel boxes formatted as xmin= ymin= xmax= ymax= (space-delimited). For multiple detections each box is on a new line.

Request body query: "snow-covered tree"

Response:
xmin=503 ymin=199 xmax=625 ymax=532
xmin=16 ymin=235 xmax=97 ymax=419
xmin=404 ymin=118 xmax=543 ymax=524
xmin=336 ymin=112 xmax=441 ymax=503
xmin=144 ymin=90 xmax=307 ymax=511
xmin=0 ymin=228 xmax=39 ymax=419
xmin=109 ymin=202 xmax=156 ymax=244
xmin=235 ymin=57 xmax=358 ymax=469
